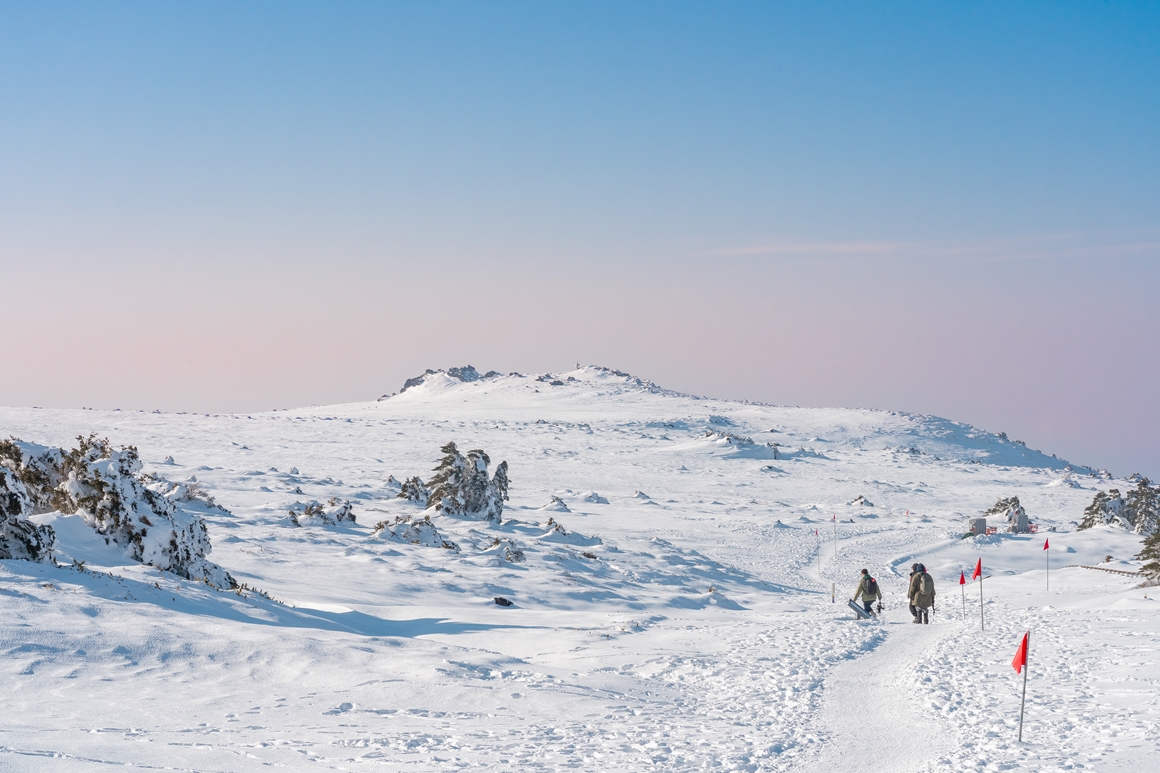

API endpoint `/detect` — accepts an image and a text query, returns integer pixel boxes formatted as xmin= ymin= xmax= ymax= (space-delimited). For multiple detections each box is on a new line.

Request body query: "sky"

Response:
xmin=1 ymin=1 xmax=1158 ymax=477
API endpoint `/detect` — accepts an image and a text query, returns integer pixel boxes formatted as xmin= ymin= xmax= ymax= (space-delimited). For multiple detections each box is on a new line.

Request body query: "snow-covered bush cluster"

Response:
xmin=427 ymin=442 xmax=509 ymax=522
xmin=397 ymin=476 xmax=429 ymax=505
xmin=0 ymin=458 xmax=56 ymax=561
xmin=1081 ymin=478 xmax=1159 ymax=535
xmin=0 ymin=436 xmax=234 ymax=588
xmin=288 ymin=498 xmax=356 ymax=527
xmin=984 ymin=496 xmax=1030 ymax=533
xmin=371 ymin=514 xmax=459 ymax=551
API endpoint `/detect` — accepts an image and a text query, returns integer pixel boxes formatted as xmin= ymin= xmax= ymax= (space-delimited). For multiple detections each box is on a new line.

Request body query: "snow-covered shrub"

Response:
xmin=1078 ymin=489 xmax=1126 ymax=530
xmin=288 ymin=498 xmax=355 ymax=527
xmin=848 ymin=495 xmax=873 ymax=507
xmin=539 ymin=496 xmax=571 ymax=513
xmin=371 ymin=515 xmax=459 ymax=551
xmin=0 ymin=464 xmax=55 ymax=561
xmin=426 ymin=442 xmax=509 ymax=522
xmin=397 ymin=476 xmax=429 ymax=505
xmin=984 ymin=496 xmax=1030 ymax=533
xmin=1123 ymin=478 xmax=1159 ymax=535
xmin=0 ymin=435 xmax=234 ymax=587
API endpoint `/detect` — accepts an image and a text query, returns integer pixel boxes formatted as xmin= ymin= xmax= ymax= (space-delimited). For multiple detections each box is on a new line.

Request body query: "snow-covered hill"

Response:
xmin=0 ymin=366 xmax=1154 ymax=772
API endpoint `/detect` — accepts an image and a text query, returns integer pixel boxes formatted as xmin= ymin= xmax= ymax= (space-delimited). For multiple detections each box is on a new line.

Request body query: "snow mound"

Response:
xmin=579 ymin=491 xmax=609 ymax=504
xmin=538 ymin=517 xmax=602 ymax=547
xmin=538 ymin=496 xmax=571 ymax=513
xmin=482 ymin=536 xmax=526 ymax=563
xmin=848 ymin=495 xmax=874 ymax=507
xmin=371 ymin=515 xmax=460 ymax=551
xmin=667 ymin=432 xmax=781 ymax=460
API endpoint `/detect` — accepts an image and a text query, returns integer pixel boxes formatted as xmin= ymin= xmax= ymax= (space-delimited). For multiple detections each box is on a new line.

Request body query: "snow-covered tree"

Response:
xmin=1123 ymin=478 xmax=1159 ymax=536
xmin=1078 ymin=489 xmax=1125 ymax=530
xmin=984 ymin=496 xmax=1030 ymax=533
xmin=1138 ymin=528 xmax=1160 ymax=584
xmin=426 ymin=442 xmax=509 ymax=522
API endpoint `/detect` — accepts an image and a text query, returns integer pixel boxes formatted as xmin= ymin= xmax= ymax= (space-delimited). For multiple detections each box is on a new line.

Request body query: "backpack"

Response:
xmin=866 ymin=577 xmax=879 ymax=597
xmin=920 ymin=573 xmax=933 ymax=595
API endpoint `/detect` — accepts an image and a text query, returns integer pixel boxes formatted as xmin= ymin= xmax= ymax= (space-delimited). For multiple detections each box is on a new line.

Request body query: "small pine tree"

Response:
xmin=1079 ymin=489 xmax=1124 ymax=530
xmin=1124 ymin=478 xmax=1160 ymax=536
xmin=1078 ymin=492 xmax=1109 ymax=530
xmin=1137 ymin=528 xmax=1160 ymax=583
xmin=483 ymin=460 xmax=509 ymax=523
xmin=425 ymin=442 xmax=509 ymax=521
xmin=427 ymin=442 xmax=468 ymax=515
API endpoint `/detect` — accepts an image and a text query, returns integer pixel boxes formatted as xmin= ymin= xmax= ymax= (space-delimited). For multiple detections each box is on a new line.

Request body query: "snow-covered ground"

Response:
xmin=1 ymin=366 xmax=1155 ymax=771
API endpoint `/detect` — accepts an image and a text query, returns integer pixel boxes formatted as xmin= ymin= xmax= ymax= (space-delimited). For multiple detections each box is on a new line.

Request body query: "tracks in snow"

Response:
xmin=798 ymin=607 xmax=955 ymax=773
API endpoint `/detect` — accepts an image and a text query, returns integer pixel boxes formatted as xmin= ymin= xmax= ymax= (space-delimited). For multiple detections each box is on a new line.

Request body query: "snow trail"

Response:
xmin=802 ymin=608 xmax=954 ymax=773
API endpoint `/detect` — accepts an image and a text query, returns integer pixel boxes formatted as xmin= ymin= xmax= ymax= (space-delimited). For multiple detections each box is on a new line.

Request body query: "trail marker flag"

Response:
xmin=972 ymin=558 xmax=982 ymax=580
xmin=1043 ymin=538 xmax=1049 ymax=550
xmin=1012 ymin=632 xmax=1029 ymax=673
xmin=1013 ymin=631 xmax=1031 ymax=741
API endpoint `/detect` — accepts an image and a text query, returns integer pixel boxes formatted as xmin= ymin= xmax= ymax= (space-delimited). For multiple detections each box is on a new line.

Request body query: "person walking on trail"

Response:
xmin=852 ymin=568 xmax=881 ymax=617
xmin=909 ymin=563 xmax=936 ymax=624
xmin=907 ymin=563 xmax=920 ymax=621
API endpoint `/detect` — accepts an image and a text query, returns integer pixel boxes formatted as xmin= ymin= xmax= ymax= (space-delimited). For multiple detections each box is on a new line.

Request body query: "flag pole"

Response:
xmin=980 ymin=572 xmax=985 ymax=631
xmin=1046 ymin=541 xmax=1049 ymax=592
xmin=1018 ymin=631 xmax=1030 ymax=742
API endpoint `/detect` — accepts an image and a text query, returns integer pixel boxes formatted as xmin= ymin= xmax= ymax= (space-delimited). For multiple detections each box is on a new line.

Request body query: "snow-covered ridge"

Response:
xmin=370 ymin=364 xmax=1086 ymax=471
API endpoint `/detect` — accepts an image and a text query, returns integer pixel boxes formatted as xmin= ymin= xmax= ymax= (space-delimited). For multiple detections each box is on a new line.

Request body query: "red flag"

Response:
xmin=972 ymin=558 xmax=982 ymax=580
xmin=815 ymin=529 xmax=818 ymax=536
xmin=959 ymin=570 xmax=966 ymax=585
xmin=832 ymin=513 xmax=836 ymax=521
xmin=1012 ymin=632 xmax=1029 ymax=673
xmin=1043 ymin=538 xmax=1049 ymax=550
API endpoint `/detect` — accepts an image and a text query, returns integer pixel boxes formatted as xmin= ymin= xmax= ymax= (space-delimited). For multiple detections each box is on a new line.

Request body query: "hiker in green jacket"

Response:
xmin=909 ymin=563 xmax=936 ymax=624
xmin=852 ymin=568 xmax=881 ymax=616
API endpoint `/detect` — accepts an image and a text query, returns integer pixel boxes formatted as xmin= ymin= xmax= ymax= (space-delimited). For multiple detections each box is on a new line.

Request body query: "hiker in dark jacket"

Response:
xmin=909 ymin=563 xmax=936 ymax=624
xmin=852 ymin=568 xmax=881 ymax=616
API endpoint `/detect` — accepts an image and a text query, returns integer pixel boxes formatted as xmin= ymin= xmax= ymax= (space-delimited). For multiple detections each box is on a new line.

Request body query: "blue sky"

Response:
xmin=2 ymin=2 xmax=1158 ymax=475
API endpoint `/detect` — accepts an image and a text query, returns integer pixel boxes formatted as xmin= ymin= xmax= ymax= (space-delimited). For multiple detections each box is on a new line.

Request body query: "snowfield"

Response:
xmin=0 ymin=366 xmax=1156 ymax=772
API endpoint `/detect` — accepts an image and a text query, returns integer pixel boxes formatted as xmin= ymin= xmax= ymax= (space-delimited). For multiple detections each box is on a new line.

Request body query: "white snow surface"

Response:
xmin=0 ymin=366 xmax=1155 ymax=771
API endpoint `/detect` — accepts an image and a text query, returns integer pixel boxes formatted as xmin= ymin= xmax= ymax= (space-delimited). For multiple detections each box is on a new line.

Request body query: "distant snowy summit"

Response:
xmin=380 ymin=365 xmax=672 ymax=400
xmin=372 ymin=364 xmax=1091 ymax=473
